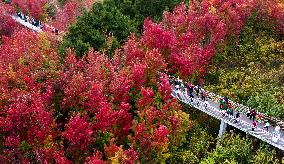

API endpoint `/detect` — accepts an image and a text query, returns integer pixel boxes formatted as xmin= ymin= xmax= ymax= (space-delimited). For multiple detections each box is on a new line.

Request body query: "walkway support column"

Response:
xmin=218 ymin=120 xmax=228 ymax=140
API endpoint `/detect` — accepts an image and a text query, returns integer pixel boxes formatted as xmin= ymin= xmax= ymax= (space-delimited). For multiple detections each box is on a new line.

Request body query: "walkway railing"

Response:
xmin=207 ymin=91 xmax=284 ymax=129
xmin=171 ymin=88 xmax=284 ymax=151
xmin=11 ymin=15 xmax=42 ymax=32
xmin=11 ymin=12 xmax=60 ymax=34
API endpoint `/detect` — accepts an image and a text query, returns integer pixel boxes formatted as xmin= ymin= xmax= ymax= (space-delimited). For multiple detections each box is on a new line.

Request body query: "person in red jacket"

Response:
xmin=249 ymin=108 xmax=257 ymax=121
xmin=256 ymin=112 xmax=263 ymax=124
xmin=42 ymin=23 xmax=47 ymax=31
xmin=251 ymin=109 xmax=257 ymax=121
xmin=252 ymin=121 xmax=257 ymax=131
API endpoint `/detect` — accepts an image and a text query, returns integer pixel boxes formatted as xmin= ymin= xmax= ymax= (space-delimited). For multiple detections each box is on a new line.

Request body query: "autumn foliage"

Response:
xmin=0 ymin=27 xmax=190 ymax=162
xmin=50 ymin=1 xmax=81 ymax=32
xmin=0 ymin=0 xmax=283 ymax=163
xmin=0 ymin=0 xmax=98 ymax=34
xmin=51 ymin=0 xmax=98 ymax=31
xmin=0 ymin=2 xmax=20 ymax=37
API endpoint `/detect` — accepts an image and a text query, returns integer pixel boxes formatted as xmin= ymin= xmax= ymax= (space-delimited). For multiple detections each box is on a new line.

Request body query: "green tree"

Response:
xmin=60 ymin=0 xmax=184 ymax=57
xmin=200 ymin=134 xmax=279 ymax=164
xmin=60 ymin=1 xmax=136 ymax=57
xmin=246 ymin=91 xmax=284 ymax=118
xmin=205 ymin=12 xmax=284 ymax=117
xmin=166 ymin=126 xmax=215 ymax=164
xmin=201 ymin=132 xmax=253 ymax=163
xmin=252 ymin=145 xmax=279 ymax=164
xmin=110 ymin=0 xmax=182 ymax=30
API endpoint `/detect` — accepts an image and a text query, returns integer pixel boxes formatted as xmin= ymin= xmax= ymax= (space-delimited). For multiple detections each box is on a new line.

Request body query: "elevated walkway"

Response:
xmin=172 ymin=88 xmax=284 ymax=150
xmin=11 ymin=15 xmax=42 ymax=32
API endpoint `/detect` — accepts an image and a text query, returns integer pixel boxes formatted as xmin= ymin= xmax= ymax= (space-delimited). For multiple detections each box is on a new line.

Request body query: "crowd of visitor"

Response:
xmin=16 ymin=12 xmax=43 ymax=28
xmin=168 ymin=75 xmax=282 ymax=139
xmin=15 ymin=12 xmax=59 ymax=35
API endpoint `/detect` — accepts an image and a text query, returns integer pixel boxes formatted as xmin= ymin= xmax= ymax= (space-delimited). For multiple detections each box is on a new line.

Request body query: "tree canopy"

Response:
xmin=0 ymin=0 xmax=283 ymax=163
xmin=60 ymin=1 xmax=137 ymax=57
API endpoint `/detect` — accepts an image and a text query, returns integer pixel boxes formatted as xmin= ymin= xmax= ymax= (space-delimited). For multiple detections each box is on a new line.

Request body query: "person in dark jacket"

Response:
xmin=224 ymin=97 xmax=229 ymax=104
xmin=187 ymin=83 xmax=194 ymax=98
xmin=247 ymin=109 xmax=251 ymax=118
xmin=234 ymin=110 xmax=240 ymax=123
xmin=169 ymin=77 xmax=174 ymax=85
xmin=201 ymin=90 xmax=207 ymax=101
xmin=195 ymin=85 xmax=201 ymax=97
xmin=251 ymin=108 xmax=257 ymax=121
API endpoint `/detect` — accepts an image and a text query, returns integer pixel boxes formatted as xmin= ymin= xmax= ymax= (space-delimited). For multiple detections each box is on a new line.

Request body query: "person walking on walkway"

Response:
xmin=176 ymin=85 xmax=183 ymax=100
xmin=219 ymin=98 xmax=225 ymax=110
xmin=180 ymin=80 xmax=185 ymax=91
xmin=201 ymin=90 xmax=207 ymax=101
xmin=187 ymin=83 xmax=194 ymax=98
xmin=228 ymin=102 xmax=233 ymax=116
xmin=251 ymin=109 xmax=257 ymax=121
xmin=249 ymin=108 xmax=253 ymax=120
xmin=184 ymin=88 xmax=188 ymax=98
xmin=249 ymin=108 xmax=256 ymax=121
xmin=275 ymin=126 xmax=281 ymax=133
xmin=169 ymin=76 xmax=174 ymax=85
xmin=224 ymin=97 xmax=229 ymax=104
xmin=195 ymin=85 xmax=201 ymax=97
xmin=227 ymin=107 xmax=233 ymax=118
xmin=264 ymin=121 xmax=270 ymax=131
xmin=234 ymin=110 xmax=240 ymax=123
xmin=256 ymin=112 xmax=263 ymax=124
xmin=252 ymin=121 xmax=257 ymax=131
xmin=247 ymin=109 xmax=251 ymax=118
xmin=272 ymin=125 xmax=281 ymax=142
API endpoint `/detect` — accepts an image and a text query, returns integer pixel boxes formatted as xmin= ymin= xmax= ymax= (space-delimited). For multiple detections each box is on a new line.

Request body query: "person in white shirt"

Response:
xmin=264 ymin=121 xmax=270 ymax=131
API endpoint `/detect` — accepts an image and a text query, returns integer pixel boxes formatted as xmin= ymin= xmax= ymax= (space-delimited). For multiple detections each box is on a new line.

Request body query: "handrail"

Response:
xmin=172 ymin=88 xmax=284 ymax=150
xmin=10 ymin=12 xmax=60 ymax=34
xmin=206 ymin=90 xmax=284 ymax=128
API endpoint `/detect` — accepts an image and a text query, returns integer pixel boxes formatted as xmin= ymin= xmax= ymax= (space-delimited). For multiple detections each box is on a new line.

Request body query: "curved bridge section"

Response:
xmin=172 ymin=88 xmax=284 ymax=151
xmin=11 ymin=13 xmax=59 ymax=34
xmin=11 ymin=15 xmax=42 ymax=32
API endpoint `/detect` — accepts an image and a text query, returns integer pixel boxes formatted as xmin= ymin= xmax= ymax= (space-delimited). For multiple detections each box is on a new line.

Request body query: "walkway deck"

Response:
xmin=11 ymin=15 xmax=42 ymax=32
xmin=172 ymin=88 xmax=284 ymax=151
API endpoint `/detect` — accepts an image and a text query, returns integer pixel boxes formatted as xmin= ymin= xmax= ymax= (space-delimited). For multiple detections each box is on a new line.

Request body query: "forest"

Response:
xmin=0 ymin=0 xmax=284 ymax=163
